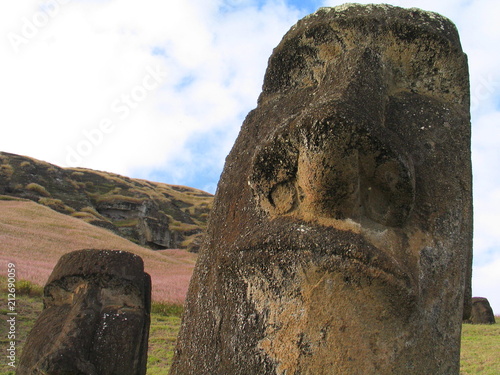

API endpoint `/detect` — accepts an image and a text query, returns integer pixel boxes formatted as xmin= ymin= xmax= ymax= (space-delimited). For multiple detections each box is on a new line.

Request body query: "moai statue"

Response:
xmin=469 ymin=297 xmax=496 ymax=324
xmin=171 ymin=4 xmax=472 ymax=375
xmin=18 ymin=249 xmax=151 ymax=375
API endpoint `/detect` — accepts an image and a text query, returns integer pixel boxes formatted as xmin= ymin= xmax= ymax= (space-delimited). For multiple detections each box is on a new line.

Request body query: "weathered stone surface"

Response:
xmin=18 ymin=249 xmax=151 ymax=375
xmin=468 ymin=297 xmax=496 ymax=324
xmin=171 ymin=4 xmax=472 ymax=375
xmin=97 ymin=198 xmax=173 ymax=249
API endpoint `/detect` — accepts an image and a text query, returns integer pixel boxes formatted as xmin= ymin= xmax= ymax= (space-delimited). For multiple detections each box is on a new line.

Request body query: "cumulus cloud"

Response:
xmin=0 ymin=0 xmax=300 ymax=182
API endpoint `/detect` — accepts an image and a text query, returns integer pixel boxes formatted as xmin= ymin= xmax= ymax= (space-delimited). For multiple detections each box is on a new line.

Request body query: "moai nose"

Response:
xmin=295 ymin=120 xmax=362 ymax=221
xmin=250 ymin=111 xmax=415 ymax=228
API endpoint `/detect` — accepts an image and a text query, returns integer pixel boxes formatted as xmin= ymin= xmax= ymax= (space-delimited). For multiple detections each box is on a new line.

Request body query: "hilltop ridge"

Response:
xmin=0 ymin=151 xmax=213 ymax=251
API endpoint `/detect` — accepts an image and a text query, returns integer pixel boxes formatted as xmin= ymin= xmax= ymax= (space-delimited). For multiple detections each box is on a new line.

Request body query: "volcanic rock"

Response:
xmin=469 ymin=297 xmax=496 ymax=324
xmin=18 ymin=249 xmax=151 ymax=375
xmin=171 ymin=4 xmax=472 ymax=375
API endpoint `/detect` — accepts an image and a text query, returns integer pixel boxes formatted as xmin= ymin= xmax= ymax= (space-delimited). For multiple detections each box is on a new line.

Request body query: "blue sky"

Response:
xmin=1 ymin=0 xmax=499 ymax=312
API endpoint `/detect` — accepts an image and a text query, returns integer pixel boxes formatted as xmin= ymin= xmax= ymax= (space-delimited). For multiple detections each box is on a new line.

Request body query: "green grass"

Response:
xmin=0 ymin=278 xmax=44 ymax=375
xmin=1 ymin=284 xmax=498 ymax=374
xmin=460 ymin=321 xmax=500 ymax=374
xmin=147 ymin=305 xmax=183 ymax=374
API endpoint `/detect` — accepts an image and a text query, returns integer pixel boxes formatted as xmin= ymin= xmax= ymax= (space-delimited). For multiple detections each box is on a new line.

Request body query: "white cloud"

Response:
xmin=0 ymin=0 xmax=300 ymax=180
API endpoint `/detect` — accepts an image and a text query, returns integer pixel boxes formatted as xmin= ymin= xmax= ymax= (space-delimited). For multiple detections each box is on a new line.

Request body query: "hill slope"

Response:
xmin=0 ymin=198 xmax=196 ymax=302
xmin=0 ymin=152 xmax=213 ymax=251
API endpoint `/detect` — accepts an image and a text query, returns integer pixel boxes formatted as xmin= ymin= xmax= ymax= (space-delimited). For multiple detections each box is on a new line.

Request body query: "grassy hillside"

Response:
xmin=0 ymin=198 xmax=196 ymax=302
xmin=0 ymin=151 xmax=213 ymax=251
xmin=0 ymin=286 xmax=498 ymax=374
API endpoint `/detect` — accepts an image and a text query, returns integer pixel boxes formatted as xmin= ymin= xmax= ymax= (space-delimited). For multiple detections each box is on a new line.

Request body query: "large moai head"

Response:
xmin=172 ymin=4 xmax=472 ymax=374
xmin=18 ymin=249 xmax=151 ymax=375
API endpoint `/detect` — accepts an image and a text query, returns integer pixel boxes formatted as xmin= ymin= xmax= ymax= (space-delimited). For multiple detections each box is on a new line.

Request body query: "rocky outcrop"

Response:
xmin=171 ymin=4 xmax=472 ymax=375
xmin=18 ymin=249 xmax=151 ymax=375
xmin=0 ymin=152 xmax=213 ymax=250
xmin=95 ymin=198 xmax=173 ymax=249
xmin=467 ymin=297 xmax=496 ymax=324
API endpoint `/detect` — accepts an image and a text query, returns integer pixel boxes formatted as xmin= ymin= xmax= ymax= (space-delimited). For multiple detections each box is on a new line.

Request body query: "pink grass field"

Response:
xmin=0 ymin=200 xmax=197 ymax=303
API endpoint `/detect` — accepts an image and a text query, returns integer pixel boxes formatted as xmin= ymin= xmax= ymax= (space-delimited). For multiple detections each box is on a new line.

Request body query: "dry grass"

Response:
xmin=25 ymin=183 xmax=50 ymax=197
xmin=0 ymin=200 xmax=196 ymax=303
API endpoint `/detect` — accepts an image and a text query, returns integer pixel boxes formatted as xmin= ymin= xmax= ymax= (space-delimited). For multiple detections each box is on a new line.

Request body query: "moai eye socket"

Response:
xmin=268 ymin=180 xmax=297 ymax=215
xmin=250 ymin=119 xmax=415 ymax=228
xmin=249 ymin=135 xmax=299 ymax=216
xmin=358 ymin=131 xmax=416 ymax=228
xmin=359 ymin=153 xmax=415 ymax=227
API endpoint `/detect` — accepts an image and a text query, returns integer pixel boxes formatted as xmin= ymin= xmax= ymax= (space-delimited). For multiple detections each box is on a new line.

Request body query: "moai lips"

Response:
xmin=171 ymin=4 xmax=472 ymax=375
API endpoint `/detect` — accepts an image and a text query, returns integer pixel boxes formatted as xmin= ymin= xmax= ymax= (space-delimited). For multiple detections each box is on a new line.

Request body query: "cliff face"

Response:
xmin=0 ymin=151 xmax=213 ymax=251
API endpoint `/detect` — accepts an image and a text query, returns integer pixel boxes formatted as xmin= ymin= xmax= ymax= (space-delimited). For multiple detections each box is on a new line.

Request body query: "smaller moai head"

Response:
xmin=18 ymin=249 xmax=151 ymax=375
xmin=469 ymin=297 xmax=496 ymax=324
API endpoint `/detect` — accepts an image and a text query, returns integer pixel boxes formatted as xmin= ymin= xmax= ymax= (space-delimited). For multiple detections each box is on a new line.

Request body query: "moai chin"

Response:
xmin=18 ymin=249 xmax=151 ymax=375
xmin=171 ymin=4 xmax=472 ymax=375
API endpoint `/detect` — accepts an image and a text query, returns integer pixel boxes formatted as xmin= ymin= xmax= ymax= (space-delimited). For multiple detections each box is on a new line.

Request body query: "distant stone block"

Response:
xmin=469 ymin=297 xmax=496 ymax=324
